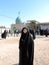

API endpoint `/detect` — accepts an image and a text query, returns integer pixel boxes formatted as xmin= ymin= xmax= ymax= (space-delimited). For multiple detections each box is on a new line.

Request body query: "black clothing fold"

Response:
xmin=19 ymin=34 xmax=34 ymax=65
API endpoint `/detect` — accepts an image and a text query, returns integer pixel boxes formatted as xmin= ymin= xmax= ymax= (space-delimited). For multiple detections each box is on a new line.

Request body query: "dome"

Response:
xmin=15 ymin=16 xmax=21 ymax=24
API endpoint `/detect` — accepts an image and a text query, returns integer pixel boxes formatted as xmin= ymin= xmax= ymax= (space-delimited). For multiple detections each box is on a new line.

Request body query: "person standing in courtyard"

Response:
xmin=19 ymin=27 xmax=34 ymax=65
xmin=30 ymin=28 xmax=36 ymax=39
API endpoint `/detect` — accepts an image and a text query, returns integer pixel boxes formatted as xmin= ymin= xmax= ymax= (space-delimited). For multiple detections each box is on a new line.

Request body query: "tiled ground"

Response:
xmin=0 ymin=36 xmax=49 ymax=65
xmin=34 ymin=36 xmax=49 ymax=65
xmin=0 ymin=37 xmax=19 ymax=65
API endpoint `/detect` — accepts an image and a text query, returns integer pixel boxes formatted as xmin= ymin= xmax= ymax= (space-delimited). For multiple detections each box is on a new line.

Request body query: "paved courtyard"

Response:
xmin=0 ymin=36 xmax=49 ymax=65
xmin=34 ymin=36 xmax=49 ymax=65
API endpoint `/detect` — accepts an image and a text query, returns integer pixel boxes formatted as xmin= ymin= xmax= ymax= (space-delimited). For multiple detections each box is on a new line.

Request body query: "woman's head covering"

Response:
xmin=21 ymin=27 xmax=29 ymax=34
xmin=21 ymin=27 xmax=29 ymax=39
xmin=21 ymin=27 xmax=29 ymax=33
xmin=19 ymin=27 xmax=30 ymax=44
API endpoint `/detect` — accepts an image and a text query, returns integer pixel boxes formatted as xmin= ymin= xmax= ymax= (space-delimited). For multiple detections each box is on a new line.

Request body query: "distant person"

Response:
xmin=1 ymin=30 xmax=7 ymax=39
xmin=9 ymin=30 xmax=11 ymax=34
xmin=14 ymin=30 xmax=16 ymax=36
xmin=19 ymin=27 xmax=34 ymax=65
xmin=30 ymin=29 xmax=36 ymax=39
xmin=44 ymin=29 xmax=48 ymax=37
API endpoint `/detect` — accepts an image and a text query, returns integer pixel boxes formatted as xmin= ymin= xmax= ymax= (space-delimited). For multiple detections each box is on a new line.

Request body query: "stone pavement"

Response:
xmin=0 ymin=36 xmax=49 ymax=65
xmin=34 ymin=36 xmax=49 ymax=65
xmin=0 ymin=37 xmax=19 ymax=65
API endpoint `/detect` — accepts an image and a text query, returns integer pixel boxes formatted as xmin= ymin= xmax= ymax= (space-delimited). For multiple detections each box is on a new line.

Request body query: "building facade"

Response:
xmin=11 ymin=23 xmax=26 ymax=32
xmin=11 ymin=22 xmax=37 ymax=33
xmin=39 ymin=22 xmax=49 ymax=30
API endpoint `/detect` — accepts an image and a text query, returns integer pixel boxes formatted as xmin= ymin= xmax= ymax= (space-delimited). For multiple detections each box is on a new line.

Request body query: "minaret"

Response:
xmin=18 ymin=11 xmax=20 ymax=17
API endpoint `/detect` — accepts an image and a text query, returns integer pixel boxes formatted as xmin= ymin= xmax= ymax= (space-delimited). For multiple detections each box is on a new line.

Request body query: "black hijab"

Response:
xmin=20 ymin=27 xmax=29 ymax=43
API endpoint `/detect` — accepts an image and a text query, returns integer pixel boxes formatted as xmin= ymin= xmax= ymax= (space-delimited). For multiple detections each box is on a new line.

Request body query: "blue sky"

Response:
xmin=0 ymin=0 xmax=49 ymax=27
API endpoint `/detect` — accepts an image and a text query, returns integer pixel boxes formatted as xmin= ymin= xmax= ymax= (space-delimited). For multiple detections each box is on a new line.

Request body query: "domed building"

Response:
xmin=11 ymin=16 xmax=26 ymax=33
xmin=11 ymin=14 xmax=38 ymax=33
xmin=15 ymin=16 xmax=21 ymax=24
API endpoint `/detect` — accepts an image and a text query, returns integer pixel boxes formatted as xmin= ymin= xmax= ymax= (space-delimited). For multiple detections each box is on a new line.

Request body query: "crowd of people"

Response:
xmin=1 ymin=27 xmax=49 ymax=65
xmin=39 ymin=28 xmax=49 ymax=37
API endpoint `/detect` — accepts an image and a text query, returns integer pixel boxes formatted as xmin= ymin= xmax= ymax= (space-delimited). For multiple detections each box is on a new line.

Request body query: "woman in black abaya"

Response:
xmin=19 ymin=27 xmax=34 ymax=65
